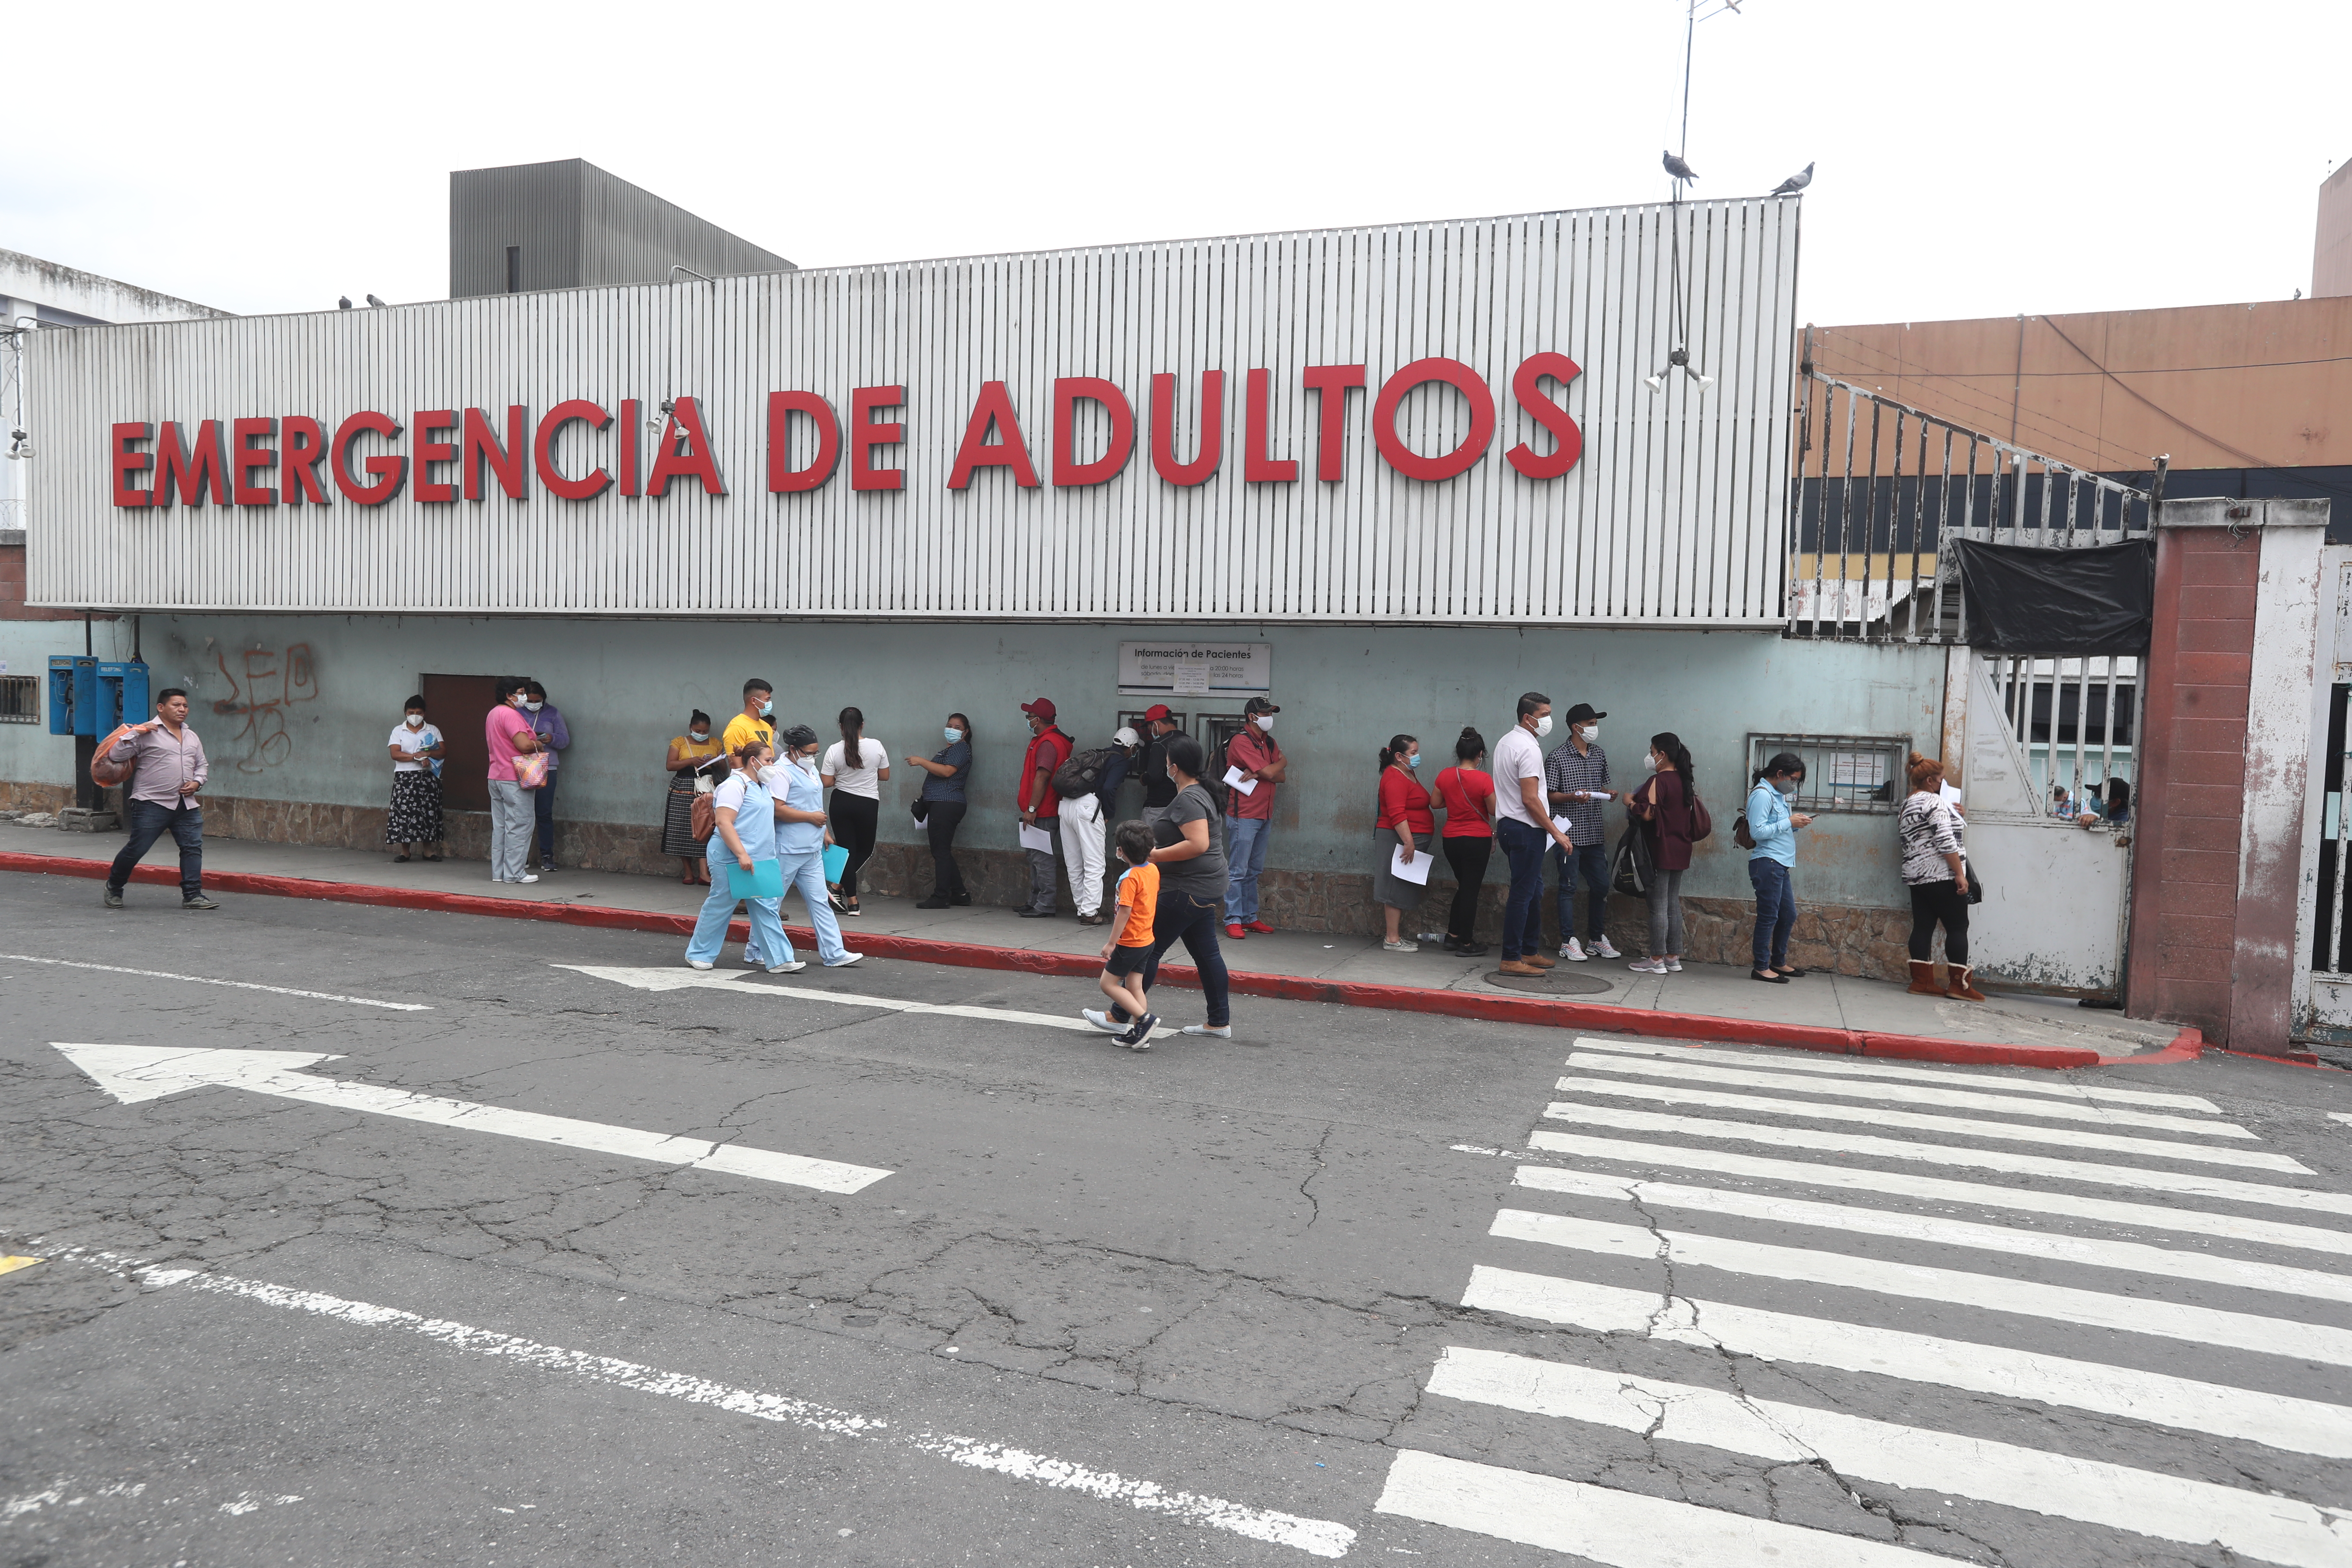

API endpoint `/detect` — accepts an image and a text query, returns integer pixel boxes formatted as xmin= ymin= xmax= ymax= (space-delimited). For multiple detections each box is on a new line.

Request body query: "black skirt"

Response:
xmin=660 ymin=779 xmax=702 ymax=859
xmin=385 ymin=771 xmax=444 ymax=843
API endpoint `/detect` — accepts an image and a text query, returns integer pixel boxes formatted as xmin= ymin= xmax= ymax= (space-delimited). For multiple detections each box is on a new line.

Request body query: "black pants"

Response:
xmin=924 ymin=800 xmax=967 ymax=897
xmin=533 ymin=769 xmax=558 ymax=863
xmin=109 ymin=798 xmax=204 ymax=897
xmin=1908 ymin=880 xmax=1970 ymax=965
xmin=1442 ymin=836 xmax=1491 ymax=943
xmin=830 ymin=793 xmax=880 ymax=899
xmin=1114 ymin=888 xmax=1232 ymax=1028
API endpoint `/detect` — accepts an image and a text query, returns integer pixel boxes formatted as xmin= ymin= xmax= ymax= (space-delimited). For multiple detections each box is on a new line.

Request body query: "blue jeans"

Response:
xmin=1224 ymin=817 xmax=1271 ymax=923
xmin=1114 ymin=888 xmax=1232 ymax=1027
xmin=1552 ymin=839 xmax=1609 ymax=945
xmin=1750 ymin=858 xmax=1797 ymax=971
xmin=533 ymin=768 xmax=558 ymax=864
xmin=108 ymin=798 xmax=203 ymax=897
xmin=686 ymin=843 xmax=789 ymax=967
xmin=776 ymin=846 xmax=851 ymax=965
xmin=1495 ymin=818 xmax=1549 ymax=961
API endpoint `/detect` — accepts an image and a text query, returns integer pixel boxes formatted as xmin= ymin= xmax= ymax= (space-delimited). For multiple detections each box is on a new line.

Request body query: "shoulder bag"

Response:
xmin=512 ymin=751 xmax=549 ymax=790
xmin=690 ymin=790 xmax=719 ymax=843
xmin=91 ymin=723 xmax=143 ymax=788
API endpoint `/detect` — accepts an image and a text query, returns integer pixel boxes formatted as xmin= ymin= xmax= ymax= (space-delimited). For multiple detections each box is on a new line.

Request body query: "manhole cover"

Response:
xmin=1482 ymin=970 xmax=1616 ymax=995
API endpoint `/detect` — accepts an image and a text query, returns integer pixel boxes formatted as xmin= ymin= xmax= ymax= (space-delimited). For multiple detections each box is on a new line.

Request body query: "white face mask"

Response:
xmin=1643 ymin=753 xmax=1660 ymax=774
xmin=405 ymin=714 xmax=424 ymax=729
xmin=1532 ymin=715 xmax=1553 ymax=738
xmin=1253 ymin=715 xmax=1274 ymax=732
xmin=523 ymin=700 xmax=543 ymax=713
xmin=1579 ymin=725 xmax=1598 ymax=742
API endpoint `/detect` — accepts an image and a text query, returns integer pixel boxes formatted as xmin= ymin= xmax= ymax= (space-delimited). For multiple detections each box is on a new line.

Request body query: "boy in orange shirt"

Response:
xmin=1096 ymin=820 xmax=1160 ymax=1049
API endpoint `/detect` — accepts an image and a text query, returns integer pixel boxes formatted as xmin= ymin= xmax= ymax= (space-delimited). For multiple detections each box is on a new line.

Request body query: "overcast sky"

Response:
xmin=6 ymin=0 xmax=2344 ymax=328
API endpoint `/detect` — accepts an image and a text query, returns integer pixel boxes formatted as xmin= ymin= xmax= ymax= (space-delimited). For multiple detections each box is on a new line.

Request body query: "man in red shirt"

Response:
xmin=1018 ymin=697 xmax=1072 ymax=919
xmin=1221 ymin=697 xmax=1286 ymax=938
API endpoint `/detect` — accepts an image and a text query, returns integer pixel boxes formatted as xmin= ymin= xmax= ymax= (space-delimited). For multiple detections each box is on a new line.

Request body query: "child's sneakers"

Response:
xmin=1117 ymin=1013 xmax=1158 ymax=1050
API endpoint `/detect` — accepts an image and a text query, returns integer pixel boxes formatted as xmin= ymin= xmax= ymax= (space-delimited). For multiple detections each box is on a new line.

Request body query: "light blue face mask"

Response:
xmin=1406 ymin=753 xmax=1423 ymax=769
xmin=944 ymin=727 xmax=964 ymax=743
xmin=759 ymin=700 xmax=774 ymax=718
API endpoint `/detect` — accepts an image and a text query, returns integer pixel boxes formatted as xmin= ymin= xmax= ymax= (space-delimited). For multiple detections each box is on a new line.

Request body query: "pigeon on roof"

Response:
xmin=1770 ymin=162 xmax=1815 ymax=197
xmin=365 ymin=294 xmax=388 ymax=308
xmin=1663 ymin=151 xmax=1699 ymax=182
xmin=337 ymin=296 xmax=352 ymax=310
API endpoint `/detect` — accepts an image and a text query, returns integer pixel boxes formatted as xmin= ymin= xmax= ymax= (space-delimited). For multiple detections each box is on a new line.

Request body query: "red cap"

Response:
xmin=1143 ymin=703 xmax=1173 ymax=722
xmin=1021 ymin=697 xmax=1057 ymax=720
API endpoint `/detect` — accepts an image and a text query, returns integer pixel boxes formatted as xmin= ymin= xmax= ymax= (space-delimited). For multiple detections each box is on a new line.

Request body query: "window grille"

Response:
xmin=1745 ymin=732 xmax=1911 ymax=817
xmin=0 ymin=674 xmax=36 ymax=724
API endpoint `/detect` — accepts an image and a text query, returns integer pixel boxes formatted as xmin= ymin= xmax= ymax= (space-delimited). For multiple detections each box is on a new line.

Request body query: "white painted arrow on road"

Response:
xmin=557 ymin=965 xmax=1119 ymax=1035
xmin=53 ymin=1044 xmax=892 ymax=1195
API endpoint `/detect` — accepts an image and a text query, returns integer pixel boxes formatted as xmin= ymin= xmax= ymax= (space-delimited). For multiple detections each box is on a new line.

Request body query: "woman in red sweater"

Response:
xmin=1624 ymin=732 xmax=1698 ymax=974
xmin=1373 ymin=734 xmax=1435 ymax=952
xmin=1432 ymin=727 xmax=1497 ymax=958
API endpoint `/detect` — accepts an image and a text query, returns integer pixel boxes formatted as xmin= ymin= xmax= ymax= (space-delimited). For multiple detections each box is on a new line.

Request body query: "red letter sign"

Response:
xmin=230 ymin=418 xmax=279 ymax=507
xmin=1242 ymin=369 xmax=1296 ymax=484
xmin=769 ymin=391 xmax=840 ymax=493
xmin=463 ymin=406 xmax=528 ymax=499
xmin=281 ymin=417 xmax=329 ymax=504
xmin=1150 ymin=372 xmax=1222 ymax=486
xmin=1052 ymin=377 xmax=1134 ymax=487
xmin=647 ymin=397 xmax=727 ymax=497
xmin=850 ymin=386 xmax=905 ymax=492
xmin=413 ymin=410 xmax=459 ymax=503
xmin=331 ymin=411 xmax=406 ymax=505
xmin=1372 ymin=358 xmax=1495 ymax=482
xmin=1504 ymin=352 xmax=1584 ymax=479
xmin=533 ymin=401 xmax=613 ymax=500
xmin=153 ymin=420 xmax=230 ymax=507
xmin=1302 ymin=365 xmax=1366 ymax=482
xmin=947 ymin=381 xmax=1040 ymax=490
xmin=111 ymin=423 xmax=153 ymax=508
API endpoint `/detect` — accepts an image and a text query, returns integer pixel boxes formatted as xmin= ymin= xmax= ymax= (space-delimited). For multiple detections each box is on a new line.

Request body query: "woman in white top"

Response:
xmin=820 ymin=705 xmax=890 ymax=916
xmin=383 ymin=695 xmax=445 ymax=863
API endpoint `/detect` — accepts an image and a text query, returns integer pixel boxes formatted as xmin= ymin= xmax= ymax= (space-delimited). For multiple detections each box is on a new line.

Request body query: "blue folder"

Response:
xmin=823 ymin=844 xmax=848 ymax=884
xmin=728 ymin=858 xmax=784 ymax=900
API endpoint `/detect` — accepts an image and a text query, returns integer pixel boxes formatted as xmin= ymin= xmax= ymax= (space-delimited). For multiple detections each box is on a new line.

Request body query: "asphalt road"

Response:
xmin=2 ymin=872 xmax=2348 ymax=1567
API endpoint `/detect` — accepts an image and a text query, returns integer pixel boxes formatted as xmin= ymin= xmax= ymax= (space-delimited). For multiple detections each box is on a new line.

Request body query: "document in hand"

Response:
xmin=727 ymin=858 xmax=785 ymax=899
xmin=1388 ymin=843 xmax=1432 ymax=885
xmin=1018 ymin=820 xmax=1055 ymax=854
xmin=1222 ymin=765 xmax=1257 ymax=796
xmin=1551 ymin=815 xmax=1575 ymax=835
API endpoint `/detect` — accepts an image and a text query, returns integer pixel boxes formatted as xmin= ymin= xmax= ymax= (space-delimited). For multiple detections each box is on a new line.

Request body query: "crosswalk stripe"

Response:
xmin=1568 ymin=1036 xmax=2221 ymax=1112
xmin=1374 ymin=1449 xmax=1944 ymax=1568
xmin=1563 ymin=1051 xmax=2253 ymax=1137
xmin=1462 ymin=1265 xmax=2352 ymax=1459
xmin=1424 ymin=1346 xmax=2351 ymax=1568
xmin=1512 ymin=1164 xmax=2352 ymax=1304
xmin=1491 ymin=1208 xmax=2352 ymax=1368
xmin=1535 ymin=1105 xmax=2352 ymax=1213
xmin=1553 ymin=1079 xmax=2309 ymax=1171
xmin=1519 ymin=1130 xmax=2352 ymax=1257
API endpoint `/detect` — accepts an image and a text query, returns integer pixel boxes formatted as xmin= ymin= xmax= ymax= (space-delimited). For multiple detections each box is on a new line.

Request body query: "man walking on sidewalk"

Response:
xmin=102 ymin=687 xmax=217 ymax=910
xmin=1493 ymin=692 xmax=1580 ymax=976
xmin=1222 ymin=697 xmax=1285 ymax=939
xmin=485 ymin=678 xmax=542 ymax=885
xmin=1019 ymin=697 xmax=1072 ymax=919
xmin=1545 ymin=701 xmax=1619 ymax=962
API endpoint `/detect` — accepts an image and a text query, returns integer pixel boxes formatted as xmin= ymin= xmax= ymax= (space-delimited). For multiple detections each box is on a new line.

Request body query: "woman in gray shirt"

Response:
xmin=1086 ymin=734 xmax=1234 ymax=1042
xmin=903 ymin=711 xmax=973 ymax=909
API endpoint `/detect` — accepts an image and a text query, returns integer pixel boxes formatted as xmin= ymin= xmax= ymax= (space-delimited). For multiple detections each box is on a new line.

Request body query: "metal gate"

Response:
xmin=2294 ymin=548 xmax=2352 ymax=1036
xmin=1957 ymin=654 xmax=2138 ymax=995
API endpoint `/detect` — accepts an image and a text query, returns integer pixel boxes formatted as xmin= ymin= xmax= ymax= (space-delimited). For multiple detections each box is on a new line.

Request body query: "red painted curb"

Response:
xmin=6 ymin=849 xmax=2114 ymax=1069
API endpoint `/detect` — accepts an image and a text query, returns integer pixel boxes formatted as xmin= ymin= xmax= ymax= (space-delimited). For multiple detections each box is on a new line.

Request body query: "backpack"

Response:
xmin=690 ymin=791 xmax=718 ymax=843
xmin=1051 ymin=745 xmax=1116 ymax=799
xmin=1732 ymin=812 xmax=1755 ymax=850
xmin=91 ymin=722 xmax=144 ymax=787
xmin=1611 ymin=821 xmax=1654 ymax=897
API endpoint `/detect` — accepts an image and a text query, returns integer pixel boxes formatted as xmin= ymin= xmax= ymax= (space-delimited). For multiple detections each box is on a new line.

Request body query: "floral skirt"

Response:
xmin=386 ymin=771 xmax=444 ymax=844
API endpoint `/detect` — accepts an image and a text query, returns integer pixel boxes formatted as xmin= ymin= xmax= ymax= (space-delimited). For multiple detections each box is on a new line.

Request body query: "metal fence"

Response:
xmin=1785 ymin=350 xmax=2154 ymax=642
xmin=1744 ymin=732 xmax=1911 ymax=817
xmin=1980 ymin=654 xmax=2138 ymax=818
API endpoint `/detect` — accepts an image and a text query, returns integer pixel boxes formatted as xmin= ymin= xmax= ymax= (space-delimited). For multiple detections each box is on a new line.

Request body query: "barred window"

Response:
xmin=0 ymin=674 xmax=37 ymax=724
xmin=1745 ymin=732 xmax=1911 ymax=817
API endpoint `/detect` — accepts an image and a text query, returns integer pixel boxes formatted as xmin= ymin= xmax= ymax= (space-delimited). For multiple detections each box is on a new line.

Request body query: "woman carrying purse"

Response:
xmin=1624 ymin=732 xmax=1697 ymax=975
xmin=1897 ymin=753 xmax=1982 ymax=1000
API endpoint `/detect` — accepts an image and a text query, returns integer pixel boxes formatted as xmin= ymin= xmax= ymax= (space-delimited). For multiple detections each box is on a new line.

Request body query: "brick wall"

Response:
xmin=0 ymin=541 xmax=81 ymax=621
xmin=2125 ymin=527 xmax=2260 ymax=1037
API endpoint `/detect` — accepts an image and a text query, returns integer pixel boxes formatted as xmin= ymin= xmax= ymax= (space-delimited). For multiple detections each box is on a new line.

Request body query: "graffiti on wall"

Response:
xmin=211 ymin=643 xmax=318 ymax=772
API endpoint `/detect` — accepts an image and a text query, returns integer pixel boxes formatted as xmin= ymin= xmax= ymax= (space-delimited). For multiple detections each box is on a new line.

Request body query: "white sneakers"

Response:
xmin=686 ymin=958 xmax=714 ymax=971
xmin=1626 ymin=957 xmax=1670 ymax=975
xmin=1082 ymin=1008 xmax=1124 ymax=1033
xmin=1383 ymin=939 xmax=1420 ymax=953
xmin=1560 ymin=939 xmax=1586 ymax=961
xmin=766 ymin=960 xmax=808 ymax=974
xmin=1563 ymin=937 xmax=1622 ymax=961
xmin=1591 ymin=936 xmax=1622 ymax=959
xmin=825 ymin=952 xmax=865 ymax=968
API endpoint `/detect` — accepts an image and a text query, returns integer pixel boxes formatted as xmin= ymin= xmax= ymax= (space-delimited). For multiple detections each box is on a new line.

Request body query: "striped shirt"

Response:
xmin=1543 ymin=740 xmax=1611 ymax=846
xmin=1898 ymin=793 xmax=1966 ymax=884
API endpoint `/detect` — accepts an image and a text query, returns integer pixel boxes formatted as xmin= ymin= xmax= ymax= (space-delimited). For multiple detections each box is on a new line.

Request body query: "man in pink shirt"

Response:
xmin=1222 ymin=697 xmax=1286 ymax=938
xmin=484 ymin=677 xmax=542 ymax=884
xmin=103 ymin=687 xmax=216 ymax=910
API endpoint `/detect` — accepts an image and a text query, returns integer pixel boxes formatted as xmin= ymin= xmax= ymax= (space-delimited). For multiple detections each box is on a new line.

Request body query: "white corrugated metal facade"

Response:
xmin=28 ymin=197 xmax=1798 ymax=624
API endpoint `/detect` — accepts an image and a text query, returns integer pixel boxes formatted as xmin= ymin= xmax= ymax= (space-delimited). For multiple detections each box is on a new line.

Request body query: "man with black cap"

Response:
xmin=1018 ymin=697 xmax=1073 ymax=918
xmin=1221 ymin=696 xmax=1286 ymax=938
xmin=1544 ymin=700 xmax=1620 ymax=961
xmin=1137 ymin=704 xmax=1184 ymax=827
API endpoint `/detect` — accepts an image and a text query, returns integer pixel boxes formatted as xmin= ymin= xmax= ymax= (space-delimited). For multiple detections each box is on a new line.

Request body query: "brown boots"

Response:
xmin=1945 ymin=965 xmax=1987 ymax=1001
xmin=1906 ymin=960 xmax=1944 ymax=996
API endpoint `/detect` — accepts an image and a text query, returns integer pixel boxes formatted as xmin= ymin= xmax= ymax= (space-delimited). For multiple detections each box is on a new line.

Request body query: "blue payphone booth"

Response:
xmin=95 ymin=661 xmax=150 ymax=734
xmin=47 ymin=655 xmax=96 ymax=737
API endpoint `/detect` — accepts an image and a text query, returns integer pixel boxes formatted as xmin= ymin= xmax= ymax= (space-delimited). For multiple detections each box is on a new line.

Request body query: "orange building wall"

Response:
xmin=1807 ymin=298 xmax=2352 ymax=475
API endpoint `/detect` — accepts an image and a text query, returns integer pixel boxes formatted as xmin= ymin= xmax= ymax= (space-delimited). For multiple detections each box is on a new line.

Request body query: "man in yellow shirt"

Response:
xmin=721 ymin=680 xmax=777 ymax=756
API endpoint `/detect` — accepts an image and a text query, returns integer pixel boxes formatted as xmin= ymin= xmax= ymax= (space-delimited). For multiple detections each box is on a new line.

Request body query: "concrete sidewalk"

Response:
xmin=0 ymin=818 xmax=2186 ymax=1061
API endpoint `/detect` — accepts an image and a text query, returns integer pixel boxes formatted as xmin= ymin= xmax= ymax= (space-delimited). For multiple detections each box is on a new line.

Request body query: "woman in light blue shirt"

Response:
xmin=686 ymin=739 xmax=793 ymax=971
xmin=771 ymin=724 xmax=861 ymax=968
xmin=1745 ymin=750 xmax=1814 ymax=983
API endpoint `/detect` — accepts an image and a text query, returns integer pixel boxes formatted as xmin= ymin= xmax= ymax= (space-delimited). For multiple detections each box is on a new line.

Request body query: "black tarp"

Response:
xmin=1949 ymin=536 xmax=2155 ymax=655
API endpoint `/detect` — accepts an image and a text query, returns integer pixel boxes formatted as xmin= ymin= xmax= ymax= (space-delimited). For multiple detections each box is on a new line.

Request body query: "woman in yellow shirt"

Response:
xmin=662 ymin=710 xmax=725 ymax=884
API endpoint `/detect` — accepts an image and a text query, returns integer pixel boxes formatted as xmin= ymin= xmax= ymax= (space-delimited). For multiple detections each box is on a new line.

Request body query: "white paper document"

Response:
xmin=1551 ymin=815 xmax=1576 ymax=835
xmin=1388 ymin=844 xmax=1432 ymax=885
xmin=1222 ymin=766 xmax=1257 ymax=796
xmin=1018 ymin=821 xmax=1054 ymax=854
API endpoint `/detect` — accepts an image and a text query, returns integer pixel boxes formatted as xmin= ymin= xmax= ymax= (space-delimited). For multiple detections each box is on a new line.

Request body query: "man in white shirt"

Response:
xmin=1492 ymin=692 xmax=1580 ymax=976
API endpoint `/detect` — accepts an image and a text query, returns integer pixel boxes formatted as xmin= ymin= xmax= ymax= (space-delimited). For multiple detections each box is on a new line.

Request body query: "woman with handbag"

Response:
xmin=1623 ymin=732 xmax=1697 ymax=975
xmin=662 ymin=710 xmax=724 ymax=885
xmin=685 ymin=738 xmax=795 ymax=971
xmin=1898 ymin=753 xmax=1981 ymax=1000
xmin=903 ymin=712 xmax=973 ymax=908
